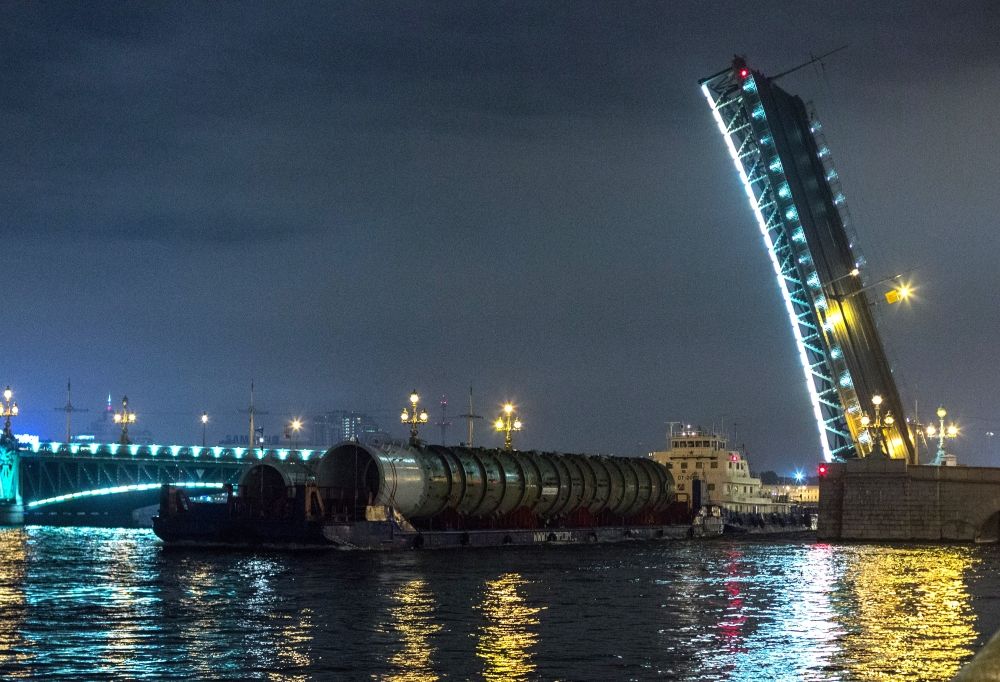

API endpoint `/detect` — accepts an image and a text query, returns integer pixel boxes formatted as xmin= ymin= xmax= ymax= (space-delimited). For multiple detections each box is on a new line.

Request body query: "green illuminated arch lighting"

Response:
xmin=26 ymin=481 xmax=225 ymax=508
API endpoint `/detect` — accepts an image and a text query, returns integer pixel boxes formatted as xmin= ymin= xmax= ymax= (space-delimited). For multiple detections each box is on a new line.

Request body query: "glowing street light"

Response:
xmin=113 ymin=395 xmax=137 ymax=445
xmin=858 ymin=393 xmax=894 ymax=458
xmin=400 ymin=389 xmax=429 ymax=445
xmin=200 ymin=411 xmax=209 ymax=447
xmin=495 ymin=402 xmax=523 ymax=451
xmin=289 ymin=417 xmax=303 ymax=449
xmin=0 ymin=386 xmax=19 ymax=440
xmin=927 ymin=406 xmax=959 ymax=466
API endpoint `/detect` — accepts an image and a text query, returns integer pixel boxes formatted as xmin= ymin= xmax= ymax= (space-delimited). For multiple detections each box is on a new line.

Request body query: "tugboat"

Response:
xmin=153 ymin=439 xmax=707 ymax=549
xmin=649 ymin=428 xmax=813 ymax=534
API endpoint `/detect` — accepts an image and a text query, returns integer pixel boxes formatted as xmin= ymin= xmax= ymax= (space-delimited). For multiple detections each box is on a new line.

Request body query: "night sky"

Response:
xmin=3 ymin=2 xmax=999 ymax=472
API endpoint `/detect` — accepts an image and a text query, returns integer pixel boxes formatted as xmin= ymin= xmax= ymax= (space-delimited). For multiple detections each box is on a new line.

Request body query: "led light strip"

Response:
xmin=26 ymin=481 xmax=226 ymax=508
xmin=701 ymin=80 xmax=833 ymax=462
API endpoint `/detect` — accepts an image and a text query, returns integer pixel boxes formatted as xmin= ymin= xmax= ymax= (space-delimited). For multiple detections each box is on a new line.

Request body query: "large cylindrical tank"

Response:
xmin=318 ymin=442 xmax=673 ymax=521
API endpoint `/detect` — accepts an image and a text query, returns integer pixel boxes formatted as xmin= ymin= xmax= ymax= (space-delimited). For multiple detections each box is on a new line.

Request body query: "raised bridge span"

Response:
xmin=0 ymin=436 xmax=319 ymax=525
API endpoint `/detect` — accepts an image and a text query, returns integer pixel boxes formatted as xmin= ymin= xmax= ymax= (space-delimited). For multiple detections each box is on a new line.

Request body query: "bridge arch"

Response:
xmin=975 ymin=510 xmax=1000 ymax=543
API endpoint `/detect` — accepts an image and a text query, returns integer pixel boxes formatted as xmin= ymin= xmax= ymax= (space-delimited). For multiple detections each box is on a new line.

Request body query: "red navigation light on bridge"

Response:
xmin=817 ymin=463 xmax=829 ymax=478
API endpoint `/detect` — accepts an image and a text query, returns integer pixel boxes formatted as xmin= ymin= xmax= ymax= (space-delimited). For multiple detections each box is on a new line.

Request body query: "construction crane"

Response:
xmin=54 ymin=379 xmax=88 ymax=443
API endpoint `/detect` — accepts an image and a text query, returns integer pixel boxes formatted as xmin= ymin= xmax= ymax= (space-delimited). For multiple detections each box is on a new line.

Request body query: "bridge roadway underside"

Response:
xmin=819 ymin=459 xmax=1000 ymax=542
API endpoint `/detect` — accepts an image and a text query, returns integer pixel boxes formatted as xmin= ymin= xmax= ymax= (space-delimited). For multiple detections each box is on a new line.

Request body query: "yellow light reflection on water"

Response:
xmin=92 ymin=532 xmax=145 ymax=675
xmin=475 ymin=573 xmax=542 ymax=682
xmin=386 ymin=578 xmax=441 ymax=682
xmin=0 ymin=528 xmax=29 ymax=677
xmin=271 ymin=606 xmax=314 ymax=682
xmin=839 ymin=546 xmax=978 ymax=680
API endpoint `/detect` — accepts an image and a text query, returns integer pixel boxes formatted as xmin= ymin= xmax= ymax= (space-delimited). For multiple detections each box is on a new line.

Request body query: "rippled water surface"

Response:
xmin=1 ymin=527 xmax=999 ymax=680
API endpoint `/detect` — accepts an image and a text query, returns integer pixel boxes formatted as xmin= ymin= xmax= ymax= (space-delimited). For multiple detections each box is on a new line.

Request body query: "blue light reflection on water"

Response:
xmin=0 ymin=527 xmax=998 ymax=680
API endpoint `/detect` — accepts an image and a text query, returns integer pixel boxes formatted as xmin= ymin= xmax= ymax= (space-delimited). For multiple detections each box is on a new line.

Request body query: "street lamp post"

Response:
xmin=400 ymin=390 xmax=429 ymax=446
xmin=859 ymin=394 xmax=895 ymax=458
xmin=201 ymin=412 xmax=208 ymax=447
xmin=831 ymin=271 xmax=912 ymax=305
xmin=290 ymin=418 xmax=302 ymax=450
xmin=113 ymin=395 xmax=137 ymax=445
xmin=0 ymin=386 xmax=19 ymax=440
xmin=494 ymin=402 xmax=522 ymax=451
xmin=927 ymin=406 xmax=959 ymax=466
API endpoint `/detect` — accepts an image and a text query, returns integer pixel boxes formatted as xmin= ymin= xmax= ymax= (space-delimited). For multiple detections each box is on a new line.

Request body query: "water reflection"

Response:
xmin=0 ymin=528 xmax=30 ymax=677
xmin=175 ymin=560 xmax=235 ymax=679
xmin=273 ymin=606 xmax=314 ymax=681
xmin=736 ymin=543 xmax=846 ymax=680
xmin=718 ymin=549 xmax=747 ymax=654
xmin=475 ymin=573 xmax=541 ymax=681
xmin=92 ymin=533 xmax=145 ymax=676
xmin=838 ymin=546 xmax=978 ymax=680
xmin=386 ymin=578 xmax=441 ymax=681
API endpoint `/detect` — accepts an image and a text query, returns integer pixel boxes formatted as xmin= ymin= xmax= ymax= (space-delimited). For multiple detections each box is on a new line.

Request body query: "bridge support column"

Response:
xmin=0 ymin=439 xmax=24 ymax=525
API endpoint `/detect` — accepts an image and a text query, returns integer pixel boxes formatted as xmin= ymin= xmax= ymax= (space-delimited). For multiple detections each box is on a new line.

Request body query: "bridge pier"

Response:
xmin=0 ymin=438 xmax=23 ymax=525
xmin=819 ymin=458 xmax=1000 ymax=542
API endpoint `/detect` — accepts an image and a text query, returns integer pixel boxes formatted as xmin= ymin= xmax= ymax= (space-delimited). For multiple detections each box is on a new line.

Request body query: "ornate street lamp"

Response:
xmin=0 ymin=386 xmax=19 ymax=440
xmin=113 ymin=395 xmax=137 ymax=445
xmin=400 ymin=390 xmax=429 ymax=446
xmin=859 ymin=394 xmax=895 ymax=458
xmin=494 ymin=402 xmax=522 ymax=451
xmin=926 ymin=406 xmax=959 ymax=466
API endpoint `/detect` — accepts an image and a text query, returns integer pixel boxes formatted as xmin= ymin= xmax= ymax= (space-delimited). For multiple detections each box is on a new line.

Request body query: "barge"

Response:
xmin=153 ymin=441 xmax=711 ymax=549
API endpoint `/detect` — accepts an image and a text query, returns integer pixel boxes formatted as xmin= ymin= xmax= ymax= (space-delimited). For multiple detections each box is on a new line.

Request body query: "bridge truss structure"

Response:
xmin=700 ymin=58 xmax=913 ymax=462
xmin=18 ymin=442 xmax=318 ymax=509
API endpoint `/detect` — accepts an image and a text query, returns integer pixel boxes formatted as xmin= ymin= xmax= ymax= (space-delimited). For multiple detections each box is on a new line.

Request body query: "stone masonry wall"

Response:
xmin=818 ymin=459 xmax=1000 ymax=542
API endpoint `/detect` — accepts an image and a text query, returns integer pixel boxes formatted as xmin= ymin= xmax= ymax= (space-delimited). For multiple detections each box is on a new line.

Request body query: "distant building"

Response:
xmin=219 ymin=434 xmax=280 ymax=447
xmin=308 ymin=411 xmax=384 ymax=447
xmin=760 ymin=483 xmax=819 ymax=505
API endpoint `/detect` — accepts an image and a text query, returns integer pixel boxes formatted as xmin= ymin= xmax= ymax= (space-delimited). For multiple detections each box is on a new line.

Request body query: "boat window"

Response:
xmin=707 ymin=483 xmax=715 ymax=491
xmin=665 ymin=462 xmax=672 ymax=469
xmin=696 ymin=462 xmax=703 ymax=469
xmin=711 ymin=461 xmax=718 ymax=469
xmin=680 ymin=462 xmax=688 ymax=470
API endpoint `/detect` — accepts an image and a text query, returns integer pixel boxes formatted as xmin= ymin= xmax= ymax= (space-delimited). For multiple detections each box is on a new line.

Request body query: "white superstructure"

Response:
xmin=649 ymin=428 xmax=794 ymax=514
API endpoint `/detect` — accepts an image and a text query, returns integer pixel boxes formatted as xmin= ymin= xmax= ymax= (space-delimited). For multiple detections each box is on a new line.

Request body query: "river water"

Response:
xmin=0 ymin=527 xmax=997 ymax=680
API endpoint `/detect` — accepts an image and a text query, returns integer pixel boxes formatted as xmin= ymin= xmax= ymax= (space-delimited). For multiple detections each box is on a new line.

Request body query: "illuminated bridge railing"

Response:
xmin=24 ymin=441 xmax=319 ymax=463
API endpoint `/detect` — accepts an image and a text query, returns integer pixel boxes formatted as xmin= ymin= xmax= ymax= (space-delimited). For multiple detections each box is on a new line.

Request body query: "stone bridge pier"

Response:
xmin=819 ymin=458 xmax=1000 ymax=542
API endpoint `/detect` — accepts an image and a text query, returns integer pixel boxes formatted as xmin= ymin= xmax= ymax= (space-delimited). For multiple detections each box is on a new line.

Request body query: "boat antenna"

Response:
xmin=770 ymin=45 xmax=848 ymax=81
xmin=457 ymin=386 xmax=483 ymax=447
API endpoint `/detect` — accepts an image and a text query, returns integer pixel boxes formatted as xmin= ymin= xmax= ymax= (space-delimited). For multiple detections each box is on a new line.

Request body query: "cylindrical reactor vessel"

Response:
xmin=318 ymin=442 xmax=673 ymax=521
